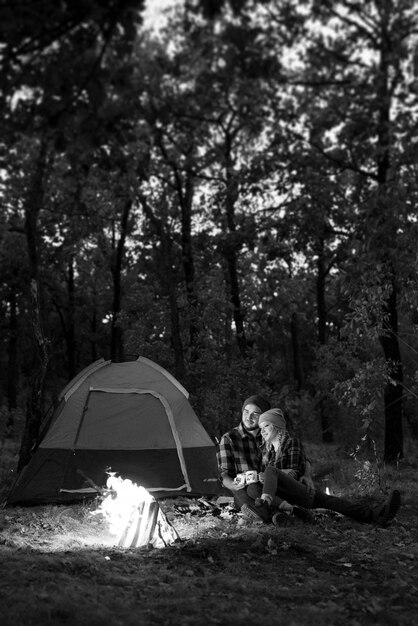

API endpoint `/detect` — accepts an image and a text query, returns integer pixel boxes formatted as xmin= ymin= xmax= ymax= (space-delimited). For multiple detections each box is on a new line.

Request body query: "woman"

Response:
xmin=243 ymin=408 xmax=314 ymax=523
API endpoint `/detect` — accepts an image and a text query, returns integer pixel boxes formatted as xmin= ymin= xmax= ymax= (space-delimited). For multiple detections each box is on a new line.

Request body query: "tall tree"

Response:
xmin=292 ymin=0 xmax=418 ymax=461
xmin=18 ymin=136 xmax=50 ymax=470
xmin=0 ymin=0 xmax=145 ymax=466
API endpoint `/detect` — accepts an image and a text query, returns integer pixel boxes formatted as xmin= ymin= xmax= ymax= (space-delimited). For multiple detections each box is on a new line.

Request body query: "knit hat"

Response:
xmin=259 ymin=408 xmax=286 ymax=430
xmin=242 ymin=395 xmax=271 ymax=414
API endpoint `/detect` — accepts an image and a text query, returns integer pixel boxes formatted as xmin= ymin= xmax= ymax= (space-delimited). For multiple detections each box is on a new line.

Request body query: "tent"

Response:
xmin=7 ymin=357 xmax=222 ymax=505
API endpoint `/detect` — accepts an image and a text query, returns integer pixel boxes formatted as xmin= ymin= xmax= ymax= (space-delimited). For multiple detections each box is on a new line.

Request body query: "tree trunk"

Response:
xmin=379 ymin=285 xmax=404 ymax=463
xmin=139 ymin=193 xmax=185 ymax=380
xmin=7 ymin=283 xmax=18 ymax=411
xmin=66 ymin=256 xmax=76 ymax=378
xmin=290 ymin=312 xmax=304 ymax=391
xmin=110 ymin=199 xmax=131 ymax=362
xmin=177 ymin=162 xmax=200 ymax=361
xmin=316 ymin=239 xmax=327 ymax=345
xmin=90 ymin=306 xmax=98 ymax=363
xmin=6 ymin=282 xmax=18 ymax=436
xmin=224 ymin=144 xmax=247 ymax=359
xmin=18 ymin=139 xmax=50 ymax=471
xmin=154 ymin=130 xmax=199 ymax=366
xmin=374 ymin=27 xmax=403 ymax=464
xmin=168 ymin=272 xmax=185 ymax=382
xmin=52 ymin=258 xmax=76 ymax=378
xmin=18 ymin=279 xmax=50 ymax=471
xmin=316 ymin=239 xmax=333 ymax=442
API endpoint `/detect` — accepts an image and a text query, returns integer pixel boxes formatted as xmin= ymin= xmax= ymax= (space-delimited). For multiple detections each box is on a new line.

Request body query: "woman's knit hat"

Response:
xmin=259 ymin=408 xmax=286 ymax=430
xmin=242 ymin=395 xmax=271 ymax=414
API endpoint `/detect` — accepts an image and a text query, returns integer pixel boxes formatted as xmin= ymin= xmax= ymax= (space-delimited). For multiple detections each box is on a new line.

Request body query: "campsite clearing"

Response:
xmin=1 ymin=458 xmax=417 ymax=626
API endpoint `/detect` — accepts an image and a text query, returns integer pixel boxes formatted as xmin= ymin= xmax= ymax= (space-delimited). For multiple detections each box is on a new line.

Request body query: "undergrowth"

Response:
xmin=1 ymin=426 xmax=416 ymax=508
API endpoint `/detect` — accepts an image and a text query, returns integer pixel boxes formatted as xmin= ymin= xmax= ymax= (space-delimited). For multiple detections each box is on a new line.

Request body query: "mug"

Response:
xmin=233 ymin=473 xmax=246 ymax=487
xmin=245 ymin=470 xmax=258 ymax=484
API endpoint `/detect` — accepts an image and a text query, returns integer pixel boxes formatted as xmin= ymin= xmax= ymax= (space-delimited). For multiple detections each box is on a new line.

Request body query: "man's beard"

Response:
xmin=243 ymin=422 xmax=259 ymax=432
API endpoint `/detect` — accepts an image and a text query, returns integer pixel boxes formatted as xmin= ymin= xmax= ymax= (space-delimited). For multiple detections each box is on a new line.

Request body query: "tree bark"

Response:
xmin=138 ymin=193 xmax=185 ymax=380
xmin=374 ymin=23 xmax=404 ymax=463
xmin=6 ymin=281 xmax=18 ymax=436
xmin=290 ymin=312 xmax=304 ymax=391
xmin=379 ymin=285 xmax=404 ymax=462
xmin=18 ymin=139 xmax=50 ymax=471
xmin=316 ymin=238 xmax=327 ymax=346
xmin=155 ymin=130 xmax=199 ymax=363
xmin=316 ymin=238 xmax=333 ymax=442
xmin=110 ymin=199 xmax=132 ymax=362
xmin=180 ymin=167 xmax=200 ymax=361
xmin=90 ymin=306 xmax=98 ymax=363
xmin=223 ymin=141 xmax=247 ymax=359
xmin=7 ymin=282 xmax=18 ymax=412
xmin=66 ymin=257 xmax=77 ymax=378
xmin=53 ymin=257 xmax=76 ymax=378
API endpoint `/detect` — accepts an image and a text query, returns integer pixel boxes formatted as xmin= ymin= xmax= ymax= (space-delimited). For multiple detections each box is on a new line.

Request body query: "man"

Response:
xmin=243 ymin=408 xmax=401 ymax=527
xmin=217 ymin=395 xmax=313 ymax=522
xmin=217 ymin=394 xmax=269 ymax=516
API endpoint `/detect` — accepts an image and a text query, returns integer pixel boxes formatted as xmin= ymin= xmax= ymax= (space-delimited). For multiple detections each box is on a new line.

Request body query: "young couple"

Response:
xmin=217 ymin=394 xmax=401 ymax=527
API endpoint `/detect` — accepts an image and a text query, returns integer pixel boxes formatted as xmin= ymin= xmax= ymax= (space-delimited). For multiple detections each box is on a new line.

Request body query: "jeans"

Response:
xmin=229 ymin=485 xmax=272 ymax=521
xmin=247 ymin=466 xmax=373 ymax=523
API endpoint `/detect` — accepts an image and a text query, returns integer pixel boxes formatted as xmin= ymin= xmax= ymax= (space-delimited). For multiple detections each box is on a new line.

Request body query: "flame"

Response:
xmin=325 ymin=486 xmax=331 ymax=495
xmin=100 ymin=474 xmax=153 ymax=538
xmin=96 ymin=474 xmax=179 ymax=549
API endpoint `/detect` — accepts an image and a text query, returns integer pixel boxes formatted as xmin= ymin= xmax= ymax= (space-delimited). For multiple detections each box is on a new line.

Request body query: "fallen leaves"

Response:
xmin=0 ymin=491 xmax=417 ymax=625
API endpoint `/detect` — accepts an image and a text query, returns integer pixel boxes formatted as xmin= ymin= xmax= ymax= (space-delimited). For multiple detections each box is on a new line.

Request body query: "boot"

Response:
xmin=372 ymin=490 xmax=401 ymax=526
xmin=255 ymin=495 xmax=273 ymax=508
xmin=292 ymin=506 xmax=315 ymax=524
xmin=313 ymin=488 xmax=401 ymax=525
xmin=241 ymin=503 xmax=266 ymax=524
xmin=272 ymin=511 xmax=297 ymax=527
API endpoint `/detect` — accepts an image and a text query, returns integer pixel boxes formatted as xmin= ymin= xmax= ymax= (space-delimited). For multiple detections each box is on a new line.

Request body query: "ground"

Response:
xmin=0 ymin=452 xmax=417 ymax=626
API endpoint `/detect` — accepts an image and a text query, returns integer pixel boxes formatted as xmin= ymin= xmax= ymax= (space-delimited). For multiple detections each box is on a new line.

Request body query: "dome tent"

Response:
xmin=8 ymin=357 xmax=222 ymax=505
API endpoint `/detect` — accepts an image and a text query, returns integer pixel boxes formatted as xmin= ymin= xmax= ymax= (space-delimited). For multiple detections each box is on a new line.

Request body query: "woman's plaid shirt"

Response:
xmin=262 ymin=433 xmax=306 ymax=479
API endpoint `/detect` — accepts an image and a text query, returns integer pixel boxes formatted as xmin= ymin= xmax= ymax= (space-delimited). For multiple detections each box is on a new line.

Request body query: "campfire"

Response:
xmin=95 ymin=474 xmax=180 ymax=549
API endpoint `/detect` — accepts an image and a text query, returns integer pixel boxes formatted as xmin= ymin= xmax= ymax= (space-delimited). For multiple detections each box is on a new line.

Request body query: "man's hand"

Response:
xmin=299 ymin=474 xmax=315 ymax=495
xmin=222 ymin=474 xmax=246 ymax=491
xmin=299 ymin=459 xmax=315 ymax=494
xmin=281 ymin=468 xmax=297 ymax=478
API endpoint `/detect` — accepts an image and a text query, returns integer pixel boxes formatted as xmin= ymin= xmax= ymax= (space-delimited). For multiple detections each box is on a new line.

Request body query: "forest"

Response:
xmin=1 ymin=0 xmax=418 ymax=474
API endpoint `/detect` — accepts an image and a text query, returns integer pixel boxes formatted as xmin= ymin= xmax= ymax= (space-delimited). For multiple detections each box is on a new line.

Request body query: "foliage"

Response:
xmin=334 ymin=360 xmax=392 ymax=427
xmin=1 ymin=0 xmax=418 ymax=460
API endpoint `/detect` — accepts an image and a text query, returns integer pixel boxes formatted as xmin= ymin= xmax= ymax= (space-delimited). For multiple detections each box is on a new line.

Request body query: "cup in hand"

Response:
xmin=245 ymin=470 xmax=258 ymax=484
xmin=233 ymin=473 xmax=246 ymax=488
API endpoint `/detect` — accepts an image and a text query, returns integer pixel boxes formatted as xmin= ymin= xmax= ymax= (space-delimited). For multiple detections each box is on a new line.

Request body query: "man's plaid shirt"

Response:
xmin=262 ymin=433 xmax=306 ymax=479
xmin=217 ymin=423 xmax=263 ymax=478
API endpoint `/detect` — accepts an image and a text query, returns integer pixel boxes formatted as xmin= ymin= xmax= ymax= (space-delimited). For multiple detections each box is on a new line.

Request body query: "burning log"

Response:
xmin=96 ymin=475 xmax=180 ymax=549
